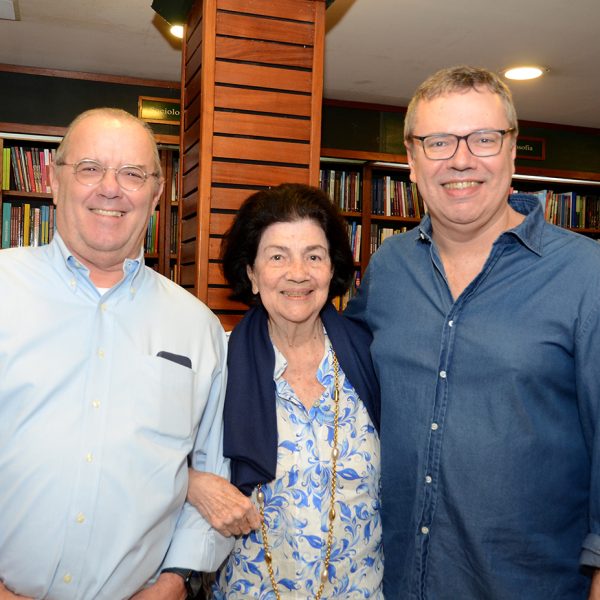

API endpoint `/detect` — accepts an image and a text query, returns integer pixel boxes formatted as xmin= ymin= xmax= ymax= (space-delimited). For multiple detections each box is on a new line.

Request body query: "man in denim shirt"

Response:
xmin=346 ymin=66 xmax=600 ymax=599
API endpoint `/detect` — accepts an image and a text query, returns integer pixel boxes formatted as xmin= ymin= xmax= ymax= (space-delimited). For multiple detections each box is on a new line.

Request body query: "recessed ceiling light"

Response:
xmin=504 ymin=66 xmax=546 ymax=81
xmin=0 ymin=0 xmax=17 ymax=20
xmin=170 ymin=24 xmax=184 ymax=39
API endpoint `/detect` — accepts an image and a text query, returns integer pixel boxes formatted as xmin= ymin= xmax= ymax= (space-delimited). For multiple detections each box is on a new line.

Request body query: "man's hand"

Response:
xmin=187 ymin=469 xmax=261 ymax=537
xmin=589 ymin=569 xmax=600 ymax=600
xmin=0 ymin=581 xmax=33 ymax=599
xmin=129 ymin=572 xmax=187 ymax=600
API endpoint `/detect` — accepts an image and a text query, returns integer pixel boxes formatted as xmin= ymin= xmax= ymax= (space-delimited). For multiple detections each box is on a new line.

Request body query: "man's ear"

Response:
xmin=48 ymin=163 xmax=60 ymax=207
xmin=152 ymin=177 xmax=165 ymax=211
xmin=405 ymin=142 xmax=418 ymax=184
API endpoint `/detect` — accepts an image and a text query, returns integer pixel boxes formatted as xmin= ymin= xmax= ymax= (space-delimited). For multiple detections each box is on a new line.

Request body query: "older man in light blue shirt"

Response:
xmin=0 ymin=108 xmax=232 ymax=599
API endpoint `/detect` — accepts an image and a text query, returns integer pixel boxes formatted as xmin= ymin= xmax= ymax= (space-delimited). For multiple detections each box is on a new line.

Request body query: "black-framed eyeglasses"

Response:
xmin=56 ymin=159 xmax=160 ymax=191
xmin=410 ymin=128 xmax=516 ymax=160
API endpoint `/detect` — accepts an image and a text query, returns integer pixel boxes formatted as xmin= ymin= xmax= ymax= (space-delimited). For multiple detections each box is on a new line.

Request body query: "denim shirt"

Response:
xmin=346 ymin=195 xmax=600 ymax=599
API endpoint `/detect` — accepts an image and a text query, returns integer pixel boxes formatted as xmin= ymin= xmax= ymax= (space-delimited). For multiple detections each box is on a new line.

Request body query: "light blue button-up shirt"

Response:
xmin=0 ymin=234 xmax=233 ymax=599
xmin=346 ymin=195 xmax=600 ymax=599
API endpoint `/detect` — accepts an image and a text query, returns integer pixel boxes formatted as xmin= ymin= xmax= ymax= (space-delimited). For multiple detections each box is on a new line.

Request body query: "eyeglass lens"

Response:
xmin=73 ymin=160 xmax=147 ymax=191
xmin=422 ymin=131 xmax=505 ymax=159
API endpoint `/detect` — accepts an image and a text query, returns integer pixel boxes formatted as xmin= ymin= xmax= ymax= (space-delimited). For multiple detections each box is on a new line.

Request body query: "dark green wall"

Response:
xmin=2 ymin=72 xmax=598 ymax=174
xmin=0 ymin=71 xmax=179 ymax=137
xmin=515 ymin=125 xmax=600 ymax=173
xmin=321 ymin=103 xmax=600 ymax=174
xmin=322 ymin=104 xmax=405 ymax=155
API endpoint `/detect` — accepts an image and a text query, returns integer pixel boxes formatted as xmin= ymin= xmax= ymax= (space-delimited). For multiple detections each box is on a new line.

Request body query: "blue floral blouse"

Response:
xmin=213 ymin=335 xmax=383 ymax=599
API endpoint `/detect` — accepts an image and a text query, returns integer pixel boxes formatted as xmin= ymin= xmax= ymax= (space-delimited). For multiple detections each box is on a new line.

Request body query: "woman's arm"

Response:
xmin=187 ymin=469 xmax=261 ymax=537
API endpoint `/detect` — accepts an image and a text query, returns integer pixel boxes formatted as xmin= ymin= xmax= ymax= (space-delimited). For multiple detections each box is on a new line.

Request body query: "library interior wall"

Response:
xmin=321 ymin=103 xmax=600 ymax=175
xmin=2 ymin=66 xmax=599 ymax=315
xmin=0 ymin=71 xmax=179 ymax=138
xmin=1 ymin=69 xmax=598 ymax=174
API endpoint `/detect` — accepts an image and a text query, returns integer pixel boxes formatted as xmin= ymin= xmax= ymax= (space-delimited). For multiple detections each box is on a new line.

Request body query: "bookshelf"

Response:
xmin=319 ymin=153 xmax=420 ymax=308
xmin=0 ymin=133 xmax=61 ymax=249
xmin=320 ymin=150 xmax=600 ymax=308
xmin=511 ymin=173 xmax=600 ymax=236
xmin=0 ymin=130 xmax=181 ymax=280
xmin=152 ymin=145 xmax=180 ymax=282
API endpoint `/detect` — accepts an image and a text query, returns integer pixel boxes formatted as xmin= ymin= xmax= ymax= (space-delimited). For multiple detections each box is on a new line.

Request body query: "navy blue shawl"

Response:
xmin=223 ymin=302 xmax=380 ymax=496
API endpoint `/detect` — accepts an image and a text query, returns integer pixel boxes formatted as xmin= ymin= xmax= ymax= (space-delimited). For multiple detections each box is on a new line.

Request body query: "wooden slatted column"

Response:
xmin=180 ymin=0 xmax=326 ymax=329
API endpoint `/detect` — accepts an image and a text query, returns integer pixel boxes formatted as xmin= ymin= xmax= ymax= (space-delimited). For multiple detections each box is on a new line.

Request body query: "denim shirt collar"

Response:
xmin=417 ymin=193 xmax=545 ymax=256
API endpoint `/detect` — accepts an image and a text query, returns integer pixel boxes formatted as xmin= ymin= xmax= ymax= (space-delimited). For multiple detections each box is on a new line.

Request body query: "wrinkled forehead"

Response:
xmin=65 ymin=115 xmax=156 ymax=164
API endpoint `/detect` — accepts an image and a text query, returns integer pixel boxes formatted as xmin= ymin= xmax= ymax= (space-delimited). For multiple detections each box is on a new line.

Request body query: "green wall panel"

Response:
xmin=0 ymin=71 xmax=180 ymax=137
xmin=322 ymin=103 xmax=600 ymax=174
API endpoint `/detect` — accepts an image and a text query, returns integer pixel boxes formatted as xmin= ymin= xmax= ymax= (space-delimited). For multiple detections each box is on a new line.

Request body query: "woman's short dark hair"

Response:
xmin=221 ymin=183 xmax=355 ymax=306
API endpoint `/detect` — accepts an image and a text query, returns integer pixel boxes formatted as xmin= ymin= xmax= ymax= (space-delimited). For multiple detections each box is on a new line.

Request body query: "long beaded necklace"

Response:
xmin=256 ymin=352 xmax=340 ymax=600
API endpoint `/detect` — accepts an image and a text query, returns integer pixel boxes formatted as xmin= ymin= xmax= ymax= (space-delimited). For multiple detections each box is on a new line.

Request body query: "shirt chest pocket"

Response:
xmin=132 ymin=354 xmax=196 ymax=442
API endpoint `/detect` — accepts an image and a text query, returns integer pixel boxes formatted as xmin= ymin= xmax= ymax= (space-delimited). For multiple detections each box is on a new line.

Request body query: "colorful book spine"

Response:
xmin=1 ymin=202 xmax=11 ymax=248
xmin=2 ymin=148 xmax=11 ymax=190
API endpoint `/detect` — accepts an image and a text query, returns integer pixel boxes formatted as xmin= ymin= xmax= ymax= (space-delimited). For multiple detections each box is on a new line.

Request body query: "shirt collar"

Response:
xmin=416 ymin=193 xmax=545 ymax=256
xmin=51 ymin=232 xmax=145 ymax=297
xmin=503 ymin=193 xmax=545 ymax=256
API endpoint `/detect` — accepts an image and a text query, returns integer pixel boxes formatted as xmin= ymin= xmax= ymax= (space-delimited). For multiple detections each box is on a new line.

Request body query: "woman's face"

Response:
xmin=247 ymin=218 xmax=334 ymax=327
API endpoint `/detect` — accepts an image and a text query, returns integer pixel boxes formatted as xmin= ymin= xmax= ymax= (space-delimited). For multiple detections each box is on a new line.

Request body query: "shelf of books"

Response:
xmin=1 ymin=136 xmax=60 ymax=249
xmin=512 ymin=174 xmax=600 ymax=237
xmin=146 ymin=146 xmax=180 ymax=281
xmin=320 ymin=159 xmax=362 ymax=309
xmin=1 ymin=198 xmax=56 ymax=249
xmin=320 ymin=151 xmax=600 ymax=308
xmin=369 ymin=164 xmax=423 ymax=256
xmin=0 ymin=132 xmax=181 ymax=280
xmin=319 ymin=157 xmax=424 ymax=309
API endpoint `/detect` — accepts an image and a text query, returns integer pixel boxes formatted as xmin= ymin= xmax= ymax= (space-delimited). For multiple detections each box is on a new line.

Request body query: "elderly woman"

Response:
xmin=189 ymin=183 xmax=382 ymax=598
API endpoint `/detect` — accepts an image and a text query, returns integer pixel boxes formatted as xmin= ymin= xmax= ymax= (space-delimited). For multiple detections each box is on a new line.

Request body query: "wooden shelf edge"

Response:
xmin=370 ymin=215 xmax=420 ymax=223
xmin=3 ymin=190 xmax=53 ymax=199
xmin=321 ymin=148 xmax=408 ymax=163
xmin=514 ymin=166 xmax=600 ymax=185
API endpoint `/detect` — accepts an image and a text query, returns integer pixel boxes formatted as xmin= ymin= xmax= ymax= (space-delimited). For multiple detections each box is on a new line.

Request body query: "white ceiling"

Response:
xmin=0 ymin=0 xmax=599 ymax=129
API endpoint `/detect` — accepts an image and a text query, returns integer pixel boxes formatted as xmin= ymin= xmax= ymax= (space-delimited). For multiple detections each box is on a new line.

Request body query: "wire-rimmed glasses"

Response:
xmin=56 ymin=159 xmax=159 ymax=191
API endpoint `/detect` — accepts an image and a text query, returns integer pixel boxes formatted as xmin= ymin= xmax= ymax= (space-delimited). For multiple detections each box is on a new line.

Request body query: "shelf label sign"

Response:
xmin=138 ymin=96 xmax=181 ymax=125
xmin=516 ymin=136 xmax=546 ymax=161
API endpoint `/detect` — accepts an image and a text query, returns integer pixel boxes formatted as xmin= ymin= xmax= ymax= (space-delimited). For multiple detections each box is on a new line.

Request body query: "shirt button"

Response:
xmin=421 ymin=526 xmax=430 ymax=535
xmin=439 ymin=370 xmax=447 ymax=379
xmin=431 ymin=422 xmax=439 ymax=431
xmin=75 ymin=513 xmax=86 ymax=524
xmin=92 ymin=400 xmax=101 ymax=409
xmin=63 ymin=574 xmax=73 ymax=584
xmin=97 ymin=349 xmax=105 ymax=359
xmin=85 ymin=453 xmax=93 ymax=463
xmin=100 ymin=303 xmax=107 ymax=312
xmin=448 ymin=320 xmax=454 ymax=327
xmin=425 ymin=475 xmax=432 ymax=484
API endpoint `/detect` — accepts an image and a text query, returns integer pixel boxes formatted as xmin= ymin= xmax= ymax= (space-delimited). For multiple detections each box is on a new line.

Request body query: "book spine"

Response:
xmin=19 ymin=148 xmax=31 ymax=192
xmin=1 ymin=202 xmax=11 ymax=248
xmin=22 ymin=203 xmax=31 ymax=247
xmin=1 ymin=148 xmax=10 ymax=190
